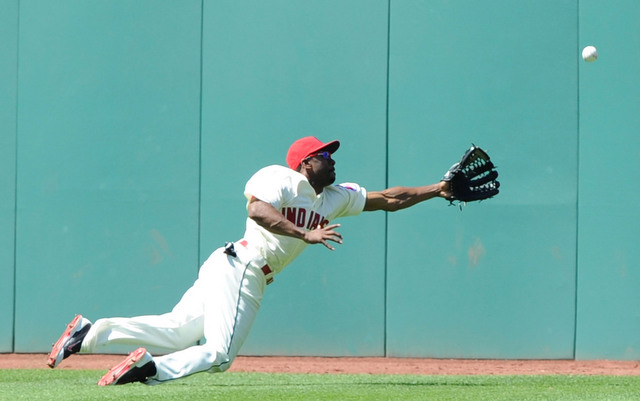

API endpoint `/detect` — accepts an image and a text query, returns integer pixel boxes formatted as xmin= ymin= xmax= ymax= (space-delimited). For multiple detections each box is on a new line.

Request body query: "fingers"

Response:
xmin=321 ymin=234 xmax=342 ymax=251
xmin=321 ymin=240 xmax=335 ymax=251
xmin=320 ymin=224 xmax=343 ymax=241
xmin=321 ymin=223 xmax=341 ymax=231
xmin=314 ymin=224 xmax=343 ymax=250
xmin=323 ymin=233 xmax=343 ymax=247
xmin=324 ymin=230 xmax=343 ymax=242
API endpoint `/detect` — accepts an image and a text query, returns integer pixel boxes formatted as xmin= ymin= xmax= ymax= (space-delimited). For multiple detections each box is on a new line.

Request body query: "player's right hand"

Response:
xmin=303 ymin=224 xmax=343 ymax=251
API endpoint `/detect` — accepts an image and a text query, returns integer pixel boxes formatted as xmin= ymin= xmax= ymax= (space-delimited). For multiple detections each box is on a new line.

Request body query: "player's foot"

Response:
xmin=47 ymin=314 xmax=92 ymax=368
xmin=97 ymin=347 xmax=157 ymax=386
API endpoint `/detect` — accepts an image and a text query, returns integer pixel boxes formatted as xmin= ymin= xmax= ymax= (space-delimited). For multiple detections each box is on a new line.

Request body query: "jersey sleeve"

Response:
xmin=329 ymin=182 xmax=367 ymax=219
xmin=244 ymin=165 xmax=301 ymax=210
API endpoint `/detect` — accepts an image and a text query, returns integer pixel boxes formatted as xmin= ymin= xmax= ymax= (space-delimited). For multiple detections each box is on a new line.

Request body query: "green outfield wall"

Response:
xmin=1 ymin=0 xmax=638 ymax=360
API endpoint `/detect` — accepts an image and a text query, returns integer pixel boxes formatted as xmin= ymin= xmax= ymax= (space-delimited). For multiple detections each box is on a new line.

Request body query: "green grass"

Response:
xmin=1 ymin=369 xmax=640 ymax=401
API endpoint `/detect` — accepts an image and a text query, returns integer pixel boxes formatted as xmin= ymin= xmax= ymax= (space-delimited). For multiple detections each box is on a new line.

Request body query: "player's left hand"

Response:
xmin=438 ymin=181 xmax=452 ymax=200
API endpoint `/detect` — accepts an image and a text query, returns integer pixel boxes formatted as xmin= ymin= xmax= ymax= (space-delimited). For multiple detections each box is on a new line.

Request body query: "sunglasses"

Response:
xmin=303 ymin=151 xmax=332 ymax=162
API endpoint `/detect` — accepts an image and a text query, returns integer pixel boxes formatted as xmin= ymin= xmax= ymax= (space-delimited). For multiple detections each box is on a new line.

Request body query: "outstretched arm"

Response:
xmin=363 ymin=181 xmax=451 ymax=212
xmin=247 ymin=197 xmax=343 ymax=250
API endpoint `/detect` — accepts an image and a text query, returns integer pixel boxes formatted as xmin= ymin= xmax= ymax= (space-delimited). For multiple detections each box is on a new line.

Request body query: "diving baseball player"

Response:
xmin=47 ymin=136 xmax=453 ymax=386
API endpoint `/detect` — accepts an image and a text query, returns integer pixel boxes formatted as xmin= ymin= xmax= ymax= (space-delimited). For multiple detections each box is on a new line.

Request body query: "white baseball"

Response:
xmin=582 ymin=46 xmax=598 ymax=62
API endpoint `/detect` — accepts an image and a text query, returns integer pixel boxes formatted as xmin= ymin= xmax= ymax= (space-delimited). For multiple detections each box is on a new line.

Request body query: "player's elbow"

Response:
xmin=248 ymin=207 xmax=270 ymax=227
xmin=247 ymin=203 xmax=260 ymax=221
xmin=247 ymin=197 xmax=267 ymax=221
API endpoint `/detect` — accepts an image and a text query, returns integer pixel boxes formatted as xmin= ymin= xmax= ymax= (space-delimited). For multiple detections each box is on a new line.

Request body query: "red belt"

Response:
xmin=239 ymin=240 xmax=273 ymax=285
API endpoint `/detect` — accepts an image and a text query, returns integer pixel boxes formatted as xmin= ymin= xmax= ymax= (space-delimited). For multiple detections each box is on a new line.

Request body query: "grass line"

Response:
xmin=1 ymin=370 xmax=640 ymax=401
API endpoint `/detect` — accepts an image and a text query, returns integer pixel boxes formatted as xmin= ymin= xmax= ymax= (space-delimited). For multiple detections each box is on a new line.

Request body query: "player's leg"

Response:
xmin=92 ymin=263 xmax=216 ymax=385
xmin=49 ymin=296 xmax=203 ymax=368
xmin=48 ymin=262 xmax=208 ymax=368
xmin=80 ymin=312 xmax=204 ymax=354
xmin=78 ymin=280 xmax=204 ymax=353
xmin=146 ymin=253 xmax=265 ymax=383
xmin=201 ymin=262 xmax=264 ymax=373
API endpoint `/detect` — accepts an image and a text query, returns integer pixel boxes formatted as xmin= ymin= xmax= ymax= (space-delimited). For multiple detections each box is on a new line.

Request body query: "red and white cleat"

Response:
xmin=46 ymin=315 xmax=91 ymax=368
xmin=98 ymin=347 xmax=155 ymax=386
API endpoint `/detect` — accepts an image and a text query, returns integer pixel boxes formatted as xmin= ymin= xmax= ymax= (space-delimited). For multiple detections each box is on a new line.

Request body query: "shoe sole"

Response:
xmin=46 ymin=315 xmax=83 ymax=368
xmin=97 ymin=347 xmax=148 ymax=386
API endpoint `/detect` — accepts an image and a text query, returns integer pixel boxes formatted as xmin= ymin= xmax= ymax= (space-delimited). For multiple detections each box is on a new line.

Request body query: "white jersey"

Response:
xmin=243 ymin=165 xmax=367 ymax=274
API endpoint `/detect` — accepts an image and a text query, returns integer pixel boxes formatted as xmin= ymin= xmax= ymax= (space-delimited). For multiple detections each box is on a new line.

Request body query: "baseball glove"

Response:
xmin=442 ymin=145 xmax=500 ymax=204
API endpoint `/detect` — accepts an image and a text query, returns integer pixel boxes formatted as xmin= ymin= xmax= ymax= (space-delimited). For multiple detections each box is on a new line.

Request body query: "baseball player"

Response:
xmin=47 ymin=136 xmax=452 ymax=386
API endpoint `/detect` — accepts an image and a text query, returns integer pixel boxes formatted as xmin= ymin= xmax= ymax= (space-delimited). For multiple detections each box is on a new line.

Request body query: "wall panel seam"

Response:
xmin=11 ymin=0 xmax=22 ymax=353
xmin=383 ymin=0 xmax=392 ymax=357
xmin=573 ymin=0 xmax=581 ymax=361
xmin=197 ymin=0 xmax=205 ymax=275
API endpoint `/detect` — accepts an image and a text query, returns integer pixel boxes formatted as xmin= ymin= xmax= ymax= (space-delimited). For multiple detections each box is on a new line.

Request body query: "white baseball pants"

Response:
xmin=80 ymin=244 xmax=267 ymax=383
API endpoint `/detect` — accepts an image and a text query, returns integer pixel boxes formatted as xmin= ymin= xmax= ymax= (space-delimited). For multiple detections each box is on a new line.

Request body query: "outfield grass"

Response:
xmin=1 ymin=369 xmax=639 ymax=401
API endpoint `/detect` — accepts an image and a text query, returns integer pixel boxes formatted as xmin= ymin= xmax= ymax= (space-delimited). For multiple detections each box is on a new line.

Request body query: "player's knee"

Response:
xmin=207 ymin=353 xmax=235 ymax=373
xmin=196 ymin=347 xmax=235 ymax=374
xmin=217 ymin=360 xmax=233 ymax=373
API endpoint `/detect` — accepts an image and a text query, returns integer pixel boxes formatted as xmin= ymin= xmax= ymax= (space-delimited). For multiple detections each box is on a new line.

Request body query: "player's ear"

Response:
xmin=297 ymin=158 xmax=313 ymax=175
xmin=299 ymin=158 xmax=310 ymax=170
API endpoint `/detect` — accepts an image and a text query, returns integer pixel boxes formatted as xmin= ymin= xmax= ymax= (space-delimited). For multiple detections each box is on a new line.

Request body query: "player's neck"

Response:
xmin=309 ymin=181 xmax=324 ymax=195
xmin=301 ymin=172 xmax=324 ymax=195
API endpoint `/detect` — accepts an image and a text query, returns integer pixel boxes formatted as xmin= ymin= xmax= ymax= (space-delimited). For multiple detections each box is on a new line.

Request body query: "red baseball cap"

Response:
xmin=286 ymin=136 xmax=340 ymax=170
